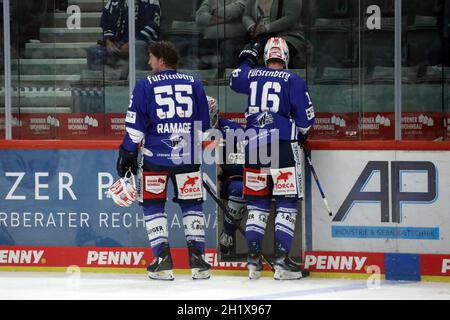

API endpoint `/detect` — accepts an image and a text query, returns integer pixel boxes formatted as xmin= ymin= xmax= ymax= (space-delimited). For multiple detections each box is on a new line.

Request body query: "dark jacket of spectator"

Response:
xmin=102 ymin=0 xmax=161 ymax=44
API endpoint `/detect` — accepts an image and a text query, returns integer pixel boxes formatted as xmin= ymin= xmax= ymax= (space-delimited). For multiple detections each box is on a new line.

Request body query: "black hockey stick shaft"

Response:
xmin=202 ymin=180 xmax=275 ymax=272
xmin=302 ymin=146 xmax=333 ymax=217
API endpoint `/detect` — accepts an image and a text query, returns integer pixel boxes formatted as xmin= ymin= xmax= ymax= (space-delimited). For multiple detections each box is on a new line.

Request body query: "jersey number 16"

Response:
xmin=249 ymin=81 xmax=281 ymax=113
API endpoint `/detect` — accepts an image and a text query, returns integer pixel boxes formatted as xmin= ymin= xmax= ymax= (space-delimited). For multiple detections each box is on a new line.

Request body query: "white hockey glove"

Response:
xmin=106 ymin=169 xmax=137 ymax=207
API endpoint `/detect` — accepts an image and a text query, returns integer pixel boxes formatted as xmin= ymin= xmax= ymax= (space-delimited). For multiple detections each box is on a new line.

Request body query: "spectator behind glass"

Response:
xmin=196 ymin=0 xmax=247 ymax=68
xmin=416 ymin=0 xmax=449 ymax=77
xmin=11 ymin=0 xmax=48 ymax=58
xmin=87 ymin=0 xmax=161 ymax=75
xmin=430 ymin=0 xmax=449 ymax=67
xmin=242 ymin=0 xmax=309 ymax=68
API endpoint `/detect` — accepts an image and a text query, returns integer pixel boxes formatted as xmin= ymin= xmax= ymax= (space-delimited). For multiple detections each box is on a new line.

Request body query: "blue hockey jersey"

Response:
xmin=102 ymin=0 xmax=161 ymax=44
xmin=219 ymin=117 xmax=244 ymax=137
xmin=229 ymin=60 xmax=315 ymax=146
xmin=218 ymin=118 xmax=245 ymax=176
xmin=122 ymin=70 xmax=211 ymax=166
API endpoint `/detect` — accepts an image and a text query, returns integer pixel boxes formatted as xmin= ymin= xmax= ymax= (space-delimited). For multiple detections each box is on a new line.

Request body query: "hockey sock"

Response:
xmin=245 ymin=199 xmax=270 ymax=251
xmin=274 ymin=199 xmax=298 ymax=253
xmin=143 ymin=203 xmax=169 ymax=257
xmin=180 ymin=202 xmax=206 ymax=254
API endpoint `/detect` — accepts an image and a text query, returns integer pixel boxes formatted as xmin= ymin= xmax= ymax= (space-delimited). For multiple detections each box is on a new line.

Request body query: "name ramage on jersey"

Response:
xmin=157 ymin=122 xmax=191 ymax=134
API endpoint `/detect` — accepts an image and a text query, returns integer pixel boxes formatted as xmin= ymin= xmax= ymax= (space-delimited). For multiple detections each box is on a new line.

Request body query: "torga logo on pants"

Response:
xmin=271 ymin=167 xmax=297 ymax=195
xmin=176 ymin=172 xmax=202 ymax=200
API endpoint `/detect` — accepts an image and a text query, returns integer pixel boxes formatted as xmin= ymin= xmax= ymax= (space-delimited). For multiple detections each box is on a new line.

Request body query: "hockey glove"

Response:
xmin=238 ymin=43 xmax=261 ymax=66
xmin=116 ymin=145 xmax=138 ymax=177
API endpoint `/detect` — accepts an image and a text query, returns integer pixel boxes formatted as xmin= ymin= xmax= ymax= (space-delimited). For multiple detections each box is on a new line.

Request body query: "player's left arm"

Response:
xmin=290 ymin=75 xmax=315 ymax=139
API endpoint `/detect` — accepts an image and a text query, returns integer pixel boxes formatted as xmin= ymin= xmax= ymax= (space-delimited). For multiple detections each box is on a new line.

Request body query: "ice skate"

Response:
xmin=273 ymin=251 xmax=303 ymax=280
xmin=247 ymin=246 xmax=263 ymax=280
xmin=188 ymin=241 xmax=211 ymax=280
xmin=147 ymin=244 xmax=174 ymax=281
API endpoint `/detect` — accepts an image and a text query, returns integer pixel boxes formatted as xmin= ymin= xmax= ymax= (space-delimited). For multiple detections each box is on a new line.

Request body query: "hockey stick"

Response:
xmin=201 ymin=179 xmax=276 ymax=272
xmin=302 ymin=145 xmax=333 ymax=217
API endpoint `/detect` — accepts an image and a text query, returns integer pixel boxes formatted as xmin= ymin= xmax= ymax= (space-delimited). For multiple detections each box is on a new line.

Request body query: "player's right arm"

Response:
xmin=117 ymin=80 xmax=151 ymax=177
xmin=229 ymin=60 xmax=252 ymax=94
xmin=122 ymin=79 xmax=151 ymax=152
xmin=229 ymin=43 xmax=261 ymax=94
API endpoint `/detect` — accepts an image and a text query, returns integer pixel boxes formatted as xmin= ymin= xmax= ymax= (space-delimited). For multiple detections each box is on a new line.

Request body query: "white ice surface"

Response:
xmin=1 ymin=272 xmax=450 ymax=300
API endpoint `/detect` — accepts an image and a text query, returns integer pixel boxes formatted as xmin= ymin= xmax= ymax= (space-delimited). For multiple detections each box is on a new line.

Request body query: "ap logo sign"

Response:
xmin=333 ymin=161 xmax=438 ymax=223
xmin=331 ymin=161 xmax=439 ymax=240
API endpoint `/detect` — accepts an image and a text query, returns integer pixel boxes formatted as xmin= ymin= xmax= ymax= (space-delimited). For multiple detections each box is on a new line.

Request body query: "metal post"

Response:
xmin=3 ymin=0 xmax=12 ymax=139
xmin=394 ymin=0 xmax=402 ymax=140
xmin=128 ymin=0 xmax=136 ymax=95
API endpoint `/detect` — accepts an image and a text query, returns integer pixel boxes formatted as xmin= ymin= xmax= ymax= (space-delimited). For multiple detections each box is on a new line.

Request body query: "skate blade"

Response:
xmin=148 ymin=270 xmax=174 ymax=281
xmin=192 ymin=268 xmax=210 ymax=280
xmin=248 ymin=265 xmax=261 ymax=280
xmin=274 ymin=269 xmax=302 ymax=280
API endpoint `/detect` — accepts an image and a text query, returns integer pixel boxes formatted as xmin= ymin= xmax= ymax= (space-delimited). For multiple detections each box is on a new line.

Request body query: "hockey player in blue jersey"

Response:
xmin=116 ymin=41 xmax=212 ymax=281
xmin=206 ymin=96 xmax=247 ymax=256
xmin=230 ymin=37 xmax=315 ymax=280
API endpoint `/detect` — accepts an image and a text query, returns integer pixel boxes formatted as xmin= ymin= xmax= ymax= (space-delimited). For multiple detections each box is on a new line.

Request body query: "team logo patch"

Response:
xmin=245 ymin=171 xmax=268 ymax=192
xmin=125 ymin=111 xmax=136 ymax=124
xmin=271 ymin=167 xmax=298 ymax=195
xmin=162 ymin=135 xmax=187 ymax=150
xmin=144 ymin=175 xmax=168 ymax=194
xmin=254 ymin=112 xmax=274 ymax=128
xmin=176 ymin=171 xmax=203 ymax=200
xmin=306 ymin=106 xmax=315 ymax=120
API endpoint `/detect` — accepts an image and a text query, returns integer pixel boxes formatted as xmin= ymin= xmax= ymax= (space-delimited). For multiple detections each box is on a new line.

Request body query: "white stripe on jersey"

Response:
xmin=126 ymin=127 xmax=145 ymax=143
xmin=298 ymin=125 xmax=311 ymax=135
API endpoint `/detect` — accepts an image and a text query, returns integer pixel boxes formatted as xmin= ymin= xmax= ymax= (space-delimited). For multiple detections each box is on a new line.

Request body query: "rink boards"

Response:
xmin=0 ymin=246 xmax=449 ymax=281
xmin=1 ymin=140 xmax=450 ymax=281
xmin=304 ymin=141 xmax=450 ymax=282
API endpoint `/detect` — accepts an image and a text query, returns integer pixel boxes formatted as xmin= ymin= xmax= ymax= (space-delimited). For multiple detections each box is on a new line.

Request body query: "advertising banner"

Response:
xmin=0 ymin=149 xmax=218 ymax=249
xmin=0 ymin=246 xmax=253 ymax=272
xmin=2 ymin=112 xmax=445 ymax=141
xmin=309 ymin=112 xmax=445 ymax=141
xmin=309 ymin=150 xmax=450 ymax=254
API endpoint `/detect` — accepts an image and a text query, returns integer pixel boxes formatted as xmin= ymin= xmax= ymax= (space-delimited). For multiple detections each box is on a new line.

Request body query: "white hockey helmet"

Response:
xmin=107 ymin=170 xmax=137 ymax=207
xmin=264 ymin=37 xmax=290 ymax=68
xmin=207 ymin=95 xmax=219 ymax=128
